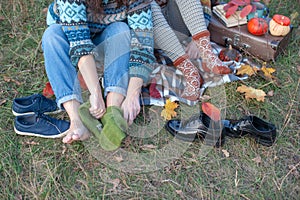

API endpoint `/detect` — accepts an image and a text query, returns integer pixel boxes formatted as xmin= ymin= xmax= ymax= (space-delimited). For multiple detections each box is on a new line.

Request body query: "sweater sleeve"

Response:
xmin=56 ymin=0 xmax=95 ymax=67
xmin=127 ymin=3 xmax=156 ymax=85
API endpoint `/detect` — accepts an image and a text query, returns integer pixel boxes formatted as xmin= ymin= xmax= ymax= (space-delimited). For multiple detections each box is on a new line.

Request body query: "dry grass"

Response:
xmin=0 ymin=0 xmax=299 ymax=199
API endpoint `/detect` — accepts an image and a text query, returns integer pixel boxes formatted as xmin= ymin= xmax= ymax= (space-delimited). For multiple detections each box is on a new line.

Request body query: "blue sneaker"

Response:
xmin=12 ymin=94 xmax=60 ymax=116
xmin=14 ymin=113 xmax=70 ymax=138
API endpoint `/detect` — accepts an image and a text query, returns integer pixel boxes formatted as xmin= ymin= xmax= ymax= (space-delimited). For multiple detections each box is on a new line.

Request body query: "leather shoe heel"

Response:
xmin=223 ymin=116 xmax=277 ymax=146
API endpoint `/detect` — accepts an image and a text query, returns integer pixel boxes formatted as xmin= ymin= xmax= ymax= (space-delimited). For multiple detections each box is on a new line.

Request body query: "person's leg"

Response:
xmin=174 ymin=0 xmax=231 ymax=74
xmin=42 ymin=24 xmax=90 ymax=143
xmin=151 ymin=1 xmax=202 ymax=101
xmin=89 ymin=22 xmax=130 ymax=150
xmin=93 ymin=22 xmax=130 ymax=107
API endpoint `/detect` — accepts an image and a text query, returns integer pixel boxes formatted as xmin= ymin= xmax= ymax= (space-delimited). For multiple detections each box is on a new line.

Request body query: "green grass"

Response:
xmin=1 ymin=0 xmax=299 ymax=199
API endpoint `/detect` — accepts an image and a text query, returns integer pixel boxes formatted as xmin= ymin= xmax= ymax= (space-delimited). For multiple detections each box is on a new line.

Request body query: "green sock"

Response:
xmin=99 ymin=106 xmax=127 ymax=151
xmin=78 ymin=101 xmax=102 ymax=140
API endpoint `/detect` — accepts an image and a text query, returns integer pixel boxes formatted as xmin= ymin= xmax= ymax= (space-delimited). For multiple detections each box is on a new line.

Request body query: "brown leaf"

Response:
xmin=297 ymin=65 xmax=300 ymax=74
xmin=0 ymin=99 xmax=7 ymax=106
xmin=237 ymin=85 xmax=266 ymax=102
xmin=0 ymin=15 xmax=5 ymax=21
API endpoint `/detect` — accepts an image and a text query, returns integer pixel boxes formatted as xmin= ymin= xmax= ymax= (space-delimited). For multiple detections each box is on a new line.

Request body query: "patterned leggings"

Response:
xmin=151 ymin=0 xmax=207 ymax=61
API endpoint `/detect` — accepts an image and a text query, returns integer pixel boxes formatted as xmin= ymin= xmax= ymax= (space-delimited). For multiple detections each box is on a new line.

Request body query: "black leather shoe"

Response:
xmin=165 ymin=112 xmax=226 ymax=147
xmin=223 ymin=116 xmax=277 ymax=146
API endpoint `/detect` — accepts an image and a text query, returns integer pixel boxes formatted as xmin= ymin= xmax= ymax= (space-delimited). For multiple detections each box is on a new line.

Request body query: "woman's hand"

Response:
xmin=89 ymin=93 xmax=106 ymax=119
xmin=121 ymin=77 xmax=143 ymax=125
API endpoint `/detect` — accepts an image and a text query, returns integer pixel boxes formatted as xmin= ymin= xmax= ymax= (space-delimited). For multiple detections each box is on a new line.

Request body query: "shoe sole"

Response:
xmin=14 ymin=126 xmax=68 ymax=139
xmin=12 ymin=109 xmax=63 ymax=116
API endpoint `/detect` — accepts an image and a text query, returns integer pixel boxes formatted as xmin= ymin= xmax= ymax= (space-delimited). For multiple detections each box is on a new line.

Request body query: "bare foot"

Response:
xmin=62 ymin=119 xmax=90 ymax=144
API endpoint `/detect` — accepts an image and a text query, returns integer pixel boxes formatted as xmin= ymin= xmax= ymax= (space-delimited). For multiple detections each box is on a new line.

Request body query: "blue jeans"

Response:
xmin=42 ymin=22 xmax=130 ymax=109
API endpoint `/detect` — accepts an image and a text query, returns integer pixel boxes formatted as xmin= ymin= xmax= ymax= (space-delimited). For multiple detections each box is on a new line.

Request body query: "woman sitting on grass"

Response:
xmin=42 ymin=0 xmax=156 ymax=149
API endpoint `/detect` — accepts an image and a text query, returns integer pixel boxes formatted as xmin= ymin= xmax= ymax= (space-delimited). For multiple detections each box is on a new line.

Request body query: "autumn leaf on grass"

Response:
xmin=236 ymin=64 xmax=259 ymax=76
xmin=161 ymin=99 xmax=178 ymax=120
xmin=43 ymin=82 xmax=54 ymax=98
xmin=237 ymin=85 xmax=266 ymax=102
xmin=201 ymin=102 xmax=221 ymax=121
xmin=261 ymin=65 xmax=276 ymax=80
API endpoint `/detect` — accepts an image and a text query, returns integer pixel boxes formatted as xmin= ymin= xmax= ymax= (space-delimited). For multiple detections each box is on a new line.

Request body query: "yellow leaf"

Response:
xmin=261 ymin=66 xmax=276 ymax=79
xmin=222 ymin=149 xmax=230 ymax=158
xmin=161 ymin=99 xmax=179 ymax=120
xmin=237 ymin=85 xmax=266 ymax=102
xmin=236 ymin=64 xmax=259 ymax=76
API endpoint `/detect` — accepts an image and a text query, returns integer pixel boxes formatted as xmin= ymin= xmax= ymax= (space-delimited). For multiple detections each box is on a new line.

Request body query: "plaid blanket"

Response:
xmin=140 ymin=43 xmax=248 ymax=106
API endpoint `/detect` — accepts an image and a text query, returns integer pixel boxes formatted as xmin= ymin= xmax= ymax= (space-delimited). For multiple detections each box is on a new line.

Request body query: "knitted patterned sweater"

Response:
xmin=47 ymin=0 xmax=155 ymax=84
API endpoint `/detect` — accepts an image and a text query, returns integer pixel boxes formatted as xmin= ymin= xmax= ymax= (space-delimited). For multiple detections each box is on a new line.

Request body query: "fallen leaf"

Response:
xmin=236 ymin=64 xmax=259 ymax=76
xmin=222 ymin=149 xmax=230 ymax=158
xmin=261 ymin=66 xmax=276 ymax=79
xmin=201 ymin=102 xmax=221 ymax=121
xmin=297 ymin=65 xmax=300 ymax=74
xmin=267 ymin=90 xmax=274 ymax=97
xmin=0 ymin=99 xmax=7 ymax=106
xmin=42 ymin=82 xmax=54 ymax=98
xmin=114 ymin=155 xmax=123 ymax=162
xmin=252 ymin=156 xmax=262 ymax=164
xmin=237 ymin=85 xmax=266 ymax=102
xmin=161 ymin=99 xmax=178 ymax=120
xmin=0 ymin=15 xmax=5 ymax=21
